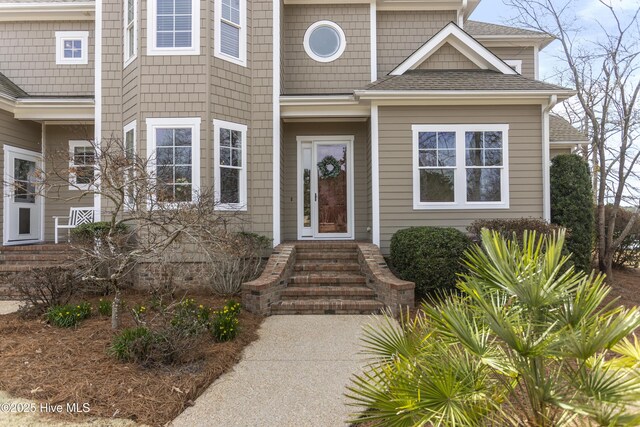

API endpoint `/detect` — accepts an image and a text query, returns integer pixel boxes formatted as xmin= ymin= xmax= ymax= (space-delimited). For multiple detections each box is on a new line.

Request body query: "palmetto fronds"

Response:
xmin=348 ymin=229 xmax=640 ymax=427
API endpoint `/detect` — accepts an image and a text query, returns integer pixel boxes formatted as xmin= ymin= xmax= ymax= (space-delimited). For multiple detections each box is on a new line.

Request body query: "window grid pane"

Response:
xmin=63 ymin=39 xmax=82 ymax=59
xmin=218 ymin=127 xmax=243 ymax=205
xmin=156 ymin=0 xmax=192 ymax=49
xmin=155 ymin=127 xmax=192 ymax=202
xmin=464 ymin=131 xmax=503 ymax=203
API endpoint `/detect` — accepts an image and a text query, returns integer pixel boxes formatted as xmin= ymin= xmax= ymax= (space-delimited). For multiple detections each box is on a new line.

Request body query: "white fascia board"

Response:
xmin=474 ymin=35 xmax=554 ymax=50
xmin=13 ymin=98 xmax=95 ymax=120
xmin=390 ymin=22 xmax=518 ymax=76
xmin=355 ymin=90 xmax=576 ymax=102
xmin=550 ymin=140 xmax=590 ymax=146
xmin=0 ymin=95 xmax=16 ymax=114
xmin=280 ymin=95 xmax=359 ymax=106
xmin=0 ymin=2 xmax=94 ymax=21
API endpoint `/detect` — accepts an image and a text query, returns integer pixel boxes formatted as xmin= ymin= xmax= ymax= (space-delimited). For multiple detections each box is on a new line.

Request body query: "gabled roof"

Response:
xmin=390 ymin=22 xmax=518 ymax=76
xmin=0 ymin=72 xmax=27 ymax=99
xmin=550 ymin=114 xmax=589 ymax=143
xmin=364 ymin=70 xmax=570 ymax=92
xmin=465 ymin=20 xmax=547 ymax=37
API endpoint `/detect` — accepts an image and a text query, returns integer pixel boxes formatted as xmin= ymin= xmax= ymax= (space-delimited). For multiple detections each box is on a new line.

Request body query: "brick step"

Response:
xmin=271 ymin=299 xmax=384 ymax=315
xmin=293 ymin=262 xmax=361 ymax=272
xmin=1 ymin=244 xmax=74 ymax=252
xmin=289 ymin=272 xmax=366 ymax=285
xmin=0 ymin=262 xmax=67 ymax=272
xmin=295 ymin=247 xmax=357 ymax=254
xmin=280 ymin=286 xmax=376 ymax=300
xmin=0 ymin=253 xmax=74 ymax=262
xmin=295 ymin=252 xmax=358 ymax=261
xmin=292 ymin=242 xmax=358 ymax=250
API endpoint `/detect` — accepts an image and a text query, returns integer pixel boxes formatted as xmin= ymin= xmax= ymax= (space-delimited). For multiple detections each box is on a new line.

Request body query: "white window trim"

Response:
xmin=504 ymin=59 xmax=522 ymax=74
xmin=213 ymin=119 xmax=248 ymax=211
xmin=123 ymin=120 xmax=137 ymax=211
xmin=123 ymin=0 xmax=138 ymax=67
xmin=68 ymin=140 xmax=94 ymax=190
xmin=55 ymin=31 xmax=89 ymax=65
xmin=145 ymin=117 xmax=201 ymax=204
xmin=303 ymin=20 xmax=347 ymax=63
xmin=213 ymin=0 xmax=247 ymax=67
xmin=146 ymin=0 xmax=201 ymax=56
xmin=412 ymin=124 xmax=510 ymax=210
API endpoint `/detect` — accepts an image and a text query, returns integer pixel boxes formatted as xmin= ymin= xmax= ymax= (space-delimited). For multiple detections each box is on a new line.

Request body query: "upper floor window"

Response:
xmin=303 ymin=21 xmax=346 ymax=63
xmin=124 ymin=0 xmax=138 ymax=65
xmin=69 ymin=140 xmax=95 ymax=190
xmin=213 ymin=119 xmax=247 ymax=210
xmin=146 ymin=118 xmax=201 ymax=203
xmin=412 ymin=124 xmax=510 ymax=210
xmin=214 ymin=0 xmax=247 ymax=66
xmin=147 ymin=0 xmax=200 ymax=56
xmin=123 ymin=120 xmax=137 ymax=210
xmin=56 ymin=31 xmax=89 ymax=65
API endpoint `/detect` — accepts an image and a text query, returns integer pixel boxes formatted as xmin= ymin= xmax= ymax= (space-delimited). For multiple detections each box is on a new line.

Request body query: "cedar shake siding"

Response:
xmin=416 ymin=43 xmax=478 ymax=70
xmin=377 ymin=105 xmax=543 ymax=253
xmin=43 ymin=124 xmax=94 ymax=243
xmin=282 ymin=121 xmax=371 ymax=241
xmin=376 ymin=10 xmax=456 ymax=77
xmin=0 ymin=110 xmax=41 ymax=244
xmin=0 ymin=21 xmax=94 ymax=96
xmin=283 ymin=4 xmax=371 ymax=95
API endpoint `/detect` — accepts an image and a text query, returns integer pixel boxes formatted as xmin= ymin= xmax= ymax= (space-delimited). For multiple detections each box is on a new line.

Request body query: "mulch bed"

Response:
xmin=0 ymin=291 xmax=263 ymax=426
xmin=604 ymin=267 xmax=640 ymax=309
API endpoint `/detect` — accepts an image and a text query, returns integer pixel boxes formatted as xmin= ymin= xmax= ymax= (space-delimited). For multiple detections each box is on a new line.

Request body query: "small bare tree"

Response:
xmin=505 ymin=0 xmax=640 ymax=277
xmin=40 ymin=134 xmax=243 ymax=328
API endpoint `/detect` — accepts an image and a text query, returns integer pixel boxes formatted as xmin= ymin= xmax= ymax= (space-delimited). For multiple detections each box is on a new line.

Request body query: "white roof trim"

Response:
xmin=550 ymin=140 xmax=589 ymax=146
xmin=390 ymin=22 xmax=518 ymax=76
xmin=0 ymin=96 xmax=94 ymax=120
xmin=0 ymin=1 xmax=94 ymax=21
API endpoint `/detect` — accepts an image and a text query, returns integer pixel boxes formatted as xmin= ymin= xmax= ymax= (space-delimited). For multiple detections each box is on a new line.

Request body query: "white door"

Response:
xmin=4 ymin=146 xmax=42 ymax=244
xmin=297 ymin=136 xmax=354 ymax=240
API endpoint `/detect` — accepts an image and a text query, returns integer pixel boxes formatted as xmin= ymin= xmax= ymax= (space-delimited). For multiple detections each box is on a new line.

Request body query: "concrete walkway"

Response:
xmin=0 ymin=301 xmax=20 ymax=315
xmin=172 ymin=315 xmax=376 ymax=427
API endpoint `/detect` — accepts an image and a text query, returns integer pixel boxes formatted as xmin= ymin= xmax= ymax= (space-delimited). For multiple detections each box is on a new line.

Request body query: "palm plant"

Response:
xmin=347 ymin=229 xmax=640 ymax=426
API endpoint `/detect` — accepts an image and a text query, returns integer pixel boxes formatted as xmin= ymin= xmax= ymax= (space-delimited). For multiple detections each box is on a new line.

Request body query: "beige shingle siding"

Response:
xmin=377 ymin=11 xmax=456 ymax=77
xmin=0 ymin=21 xmax=94 ymax=96
xmin=0 ymin=110 xmax=41 ymax=243
xmin=377 ymin=105 xmax=543 ymax=253
xmin=282 ymin=122 xmax=371 ymax=241
xmin=43 ymin=125 xmax=94 ymax=242
xmin=551 ymin=148 xmax=572 ymax=158
xmin=282 ymin=4 xmax=370 ymax=95
xmin=488 ymin=46 xmax=536 ymax=79
xmin=416 ymin=43 xmax=478 ymax=70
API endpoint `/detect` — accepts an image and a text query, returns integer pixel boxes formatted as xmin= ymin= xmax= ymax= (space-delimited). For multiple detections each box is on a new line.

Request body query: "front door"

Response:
xmin=297 ymin=136 xmax=354 ymax=239
xmin=4 ymin=146 xmax=42 ymax=244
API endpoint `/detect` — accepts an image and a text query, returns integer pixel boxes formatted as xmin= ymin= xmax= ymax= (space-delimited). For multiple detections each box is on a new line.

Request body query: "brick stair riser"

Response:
xmin=280 ymin=288 xmax=376 ymax=300
xmin=292 ymin=243 xmax=358 ymax=250
xmin=296 ymin=253 xmax=358 ymax=261
xmin=0 ymin=254 xmax=72 ymax=262
xmin=289 ymin=275 xmax=366 ymax=285
xmin=1 ymin=245 xmax=73 ymax=252
xmin=0 ymin=263 xmax=69 ymax=272
xmin=271 ymin=300 xmax=383 ymax=315
xmin=293 ymin=263 xmax=361 ymax=272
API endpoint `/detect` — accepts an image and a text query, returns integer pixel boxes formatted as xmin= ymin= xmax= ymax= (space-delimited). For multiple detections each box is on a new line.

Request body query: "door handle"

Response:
xmin=314 ymin=193 xmax=317 ymax=202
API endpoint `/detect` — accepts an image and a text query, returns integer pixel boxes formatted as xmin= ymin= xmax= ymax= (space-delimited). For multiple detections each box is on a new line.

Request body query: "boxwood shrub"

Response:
xmin=390 ymin=227 xmax=471 ymax=296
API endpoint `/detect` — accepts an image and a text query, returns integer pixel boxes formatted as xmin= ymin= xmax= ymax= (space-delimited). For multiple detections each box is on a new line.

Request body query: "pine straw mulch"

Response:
xmin=0 ymin=292 xmax=263 ymax=427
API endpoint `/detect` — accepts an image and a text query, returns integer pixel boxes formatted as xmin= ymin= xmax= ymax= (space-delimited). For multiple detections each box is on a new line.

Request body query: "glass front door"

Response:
xmin=298 ymin=137 xmax=353 ymax=239
xmin=5 ymin=147 xmax=42 ymax=243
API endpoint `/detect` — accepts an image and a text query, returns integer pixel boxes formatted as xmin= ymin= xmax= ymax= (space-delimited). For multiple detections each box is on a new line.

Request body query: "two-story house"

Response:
xmin=0 ymin=0 xmax=588 ymax=288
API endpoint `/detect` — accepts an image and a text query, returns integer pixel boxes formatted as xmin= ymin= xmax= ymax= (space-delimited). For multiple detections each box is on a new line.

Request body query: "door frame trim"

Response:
xmin=3 ymin=145 xmax=44 ymax=246
xmin=296 ymin=135 xmax=355 ymax=240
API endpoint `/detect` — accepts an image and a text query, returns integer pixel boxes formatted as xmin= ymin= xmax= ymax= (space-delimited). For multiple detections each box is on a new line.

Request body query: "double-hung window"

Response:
xmin=124 ymin=0 xmax=137 ymax=65
xmin=56 ymin=31 xmax=89 ymax=65
xmin=412 ymin=124 xmax=509 ymax=209
xmin=146 ymin=118 xmax=201 ymax=203
xmin=69 ymin=140 xmax=95 ymax=190
xmin=123 ymin=121 xmax=137 ymax=209
xmin=213 ymin=119 xmax=247 ymax=210
xmin=214 ymin=0 xmax=247 ymax=66
xmin=147 ymin=0 xmax=200 ymax=55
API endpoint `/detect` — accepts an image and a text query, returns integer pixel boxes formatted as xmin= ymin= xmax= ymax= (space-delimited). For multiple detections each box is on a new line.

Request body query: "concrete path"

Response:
xmin=0 ymin=301 xmax=20 ymax=315
xmin=172 ymin=315 xmax=377 ymax=427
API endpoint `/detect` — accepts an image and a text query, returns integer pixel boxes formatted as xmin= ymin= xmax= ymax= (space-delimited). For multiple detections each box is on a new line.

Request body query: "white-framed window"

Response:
xmin=124 ymin=0 xmax=138 ymax=66
xmin=69 ymin=140 xmax=95 ymax=190
xmin=213 ymin=119 xmax=247 ymax=210
xmin=504 ymin=60 xmax=522 ymax=74
xmin=147 ymin=0 xmax=200 ymax=56
xmin=123 ymin=120 xmax=137 ymax=210
xmin=146 ymin=117 xmax=201 ymax=203
xmin=303 ymin=20 xmax=346 ymax=63
xmin=55 ymin=31 xmax=89 ymax=65
xmin=412 ymin=124 xmax=510 ymax=210
xmin=214 ymin=0 xmax=247 ymax=66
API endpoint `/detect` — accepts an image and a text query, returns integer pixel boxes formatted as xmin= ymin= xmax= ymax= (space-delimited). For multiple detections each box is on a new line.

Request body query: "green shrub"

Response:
xmin=210 ymin=300 xmax=241 ymax=342
xmin=47 ymin=302 xmax=92 ymax=328
xmin=606 ymin=205 xmax=640 ymax=268
xmin=97 ymin=298 xmax=112 ymax=316
xmin=70 ymin=221 xmax=128 ymax=241
xmin=171 ymin=298 xmax=212 ymax=335
xmin=467 ymin=217 xmax=563 ymax=245
xmin=390 ymin=227 xmax=471 ymax=296
xmin=551 ymin=154 xmax=595 ymax=271
xmin=109 ymin=327 xmax=155 ymax=362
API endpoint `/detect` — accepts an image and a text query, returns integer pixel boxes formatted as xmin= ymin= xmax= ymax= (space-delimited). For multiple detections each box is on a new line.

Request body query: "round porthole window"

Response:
xmin=304 ymin=21 xmax=346 ymax=63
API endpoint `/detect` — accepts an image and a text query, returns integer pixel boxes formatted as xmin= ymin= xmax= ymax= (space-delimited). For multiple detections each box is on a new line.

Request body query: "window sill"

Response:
xmin=413 ymin=202 xmax=510 ymax=210
xmin=215 ymin=203 xmax=247 ymax=212
xmin=214 ymin=51 xmax=247 ymax=67
xmin=146 ymin=46 xmax=201 ymax=56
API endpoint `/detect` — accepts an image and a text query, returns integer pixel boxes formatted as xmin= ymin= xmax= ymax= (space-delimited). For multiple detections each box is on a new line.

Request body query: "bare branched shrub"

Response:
xmin=14 ymin=267 xmax=78 ymax=317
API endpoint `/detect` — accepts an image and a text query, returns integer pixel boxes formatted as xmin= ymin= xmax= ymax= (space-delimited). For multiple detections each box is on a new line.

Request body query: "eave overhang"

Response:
xmin=0 ymin=95 xmax=95 ymax=121
xmin=354 ymin=89 xmax=576 ymax=105
xmin=280 ymin=95 xmax=370 ymax=118
xmin=0 ymin=1 xmax=95 ymax=21
xmin=473 ymin=35 xmax=554 ymax=50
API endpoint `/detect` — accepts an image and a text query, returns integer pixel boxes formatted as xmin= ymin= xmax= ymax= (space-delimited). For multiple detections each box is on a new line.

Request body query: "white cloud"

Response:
xmin=578 ymin=0 xmax=640 ymax=22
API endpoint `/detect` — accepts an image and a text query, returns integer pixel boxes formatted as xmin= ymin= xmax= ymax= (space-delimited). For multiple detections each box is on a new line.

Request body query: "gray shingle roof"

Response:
xmin=465 ymin=20 xmax=549 ymax=37
xmin=550 ymin=114 xmax=589 ymax=142
xmin=363 ymin=70 xmax=571 ymax=92
xmin=0 ymin=72 xmax=27 ymax=99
